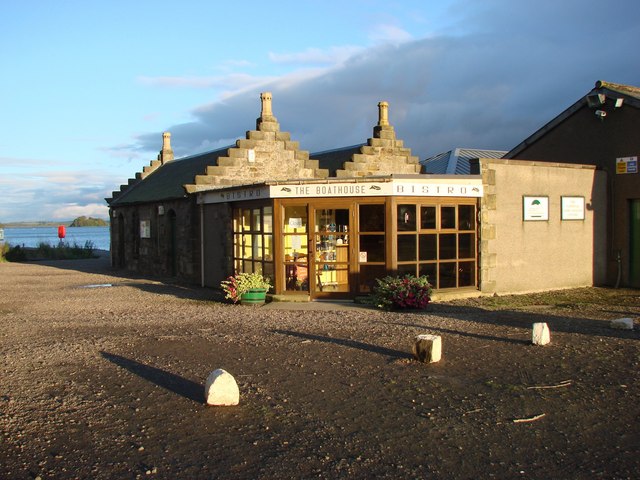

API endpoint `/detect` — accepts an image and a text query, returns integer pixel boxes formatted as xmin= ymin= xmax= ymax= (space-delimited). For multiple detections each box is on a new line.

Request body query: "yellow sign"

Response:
xmin=616 ymin=156 xmax=638 ymax=174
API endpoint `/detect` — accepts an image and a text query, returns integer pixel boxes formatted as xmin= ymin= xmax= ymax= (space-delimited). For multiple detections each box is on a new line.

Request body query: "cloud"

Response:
xmin=368 ymin=23 xmax=413 ymax=44
xmin=50 ymin=203 xmax=109 ymax=221
xmin=0 ymin=166 xmax=120 ymax=222
xmin=121 ymin=0 xmax=639 ymax=165
xmin=268 ymin=46 xmax=363 ymax=66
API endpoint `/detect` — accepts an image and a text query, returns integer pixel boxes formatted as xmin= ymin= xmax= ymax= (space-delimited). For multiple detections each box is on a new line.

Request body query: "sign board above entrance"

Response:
xmin=199 ymin=178 xmax=484 ymax=205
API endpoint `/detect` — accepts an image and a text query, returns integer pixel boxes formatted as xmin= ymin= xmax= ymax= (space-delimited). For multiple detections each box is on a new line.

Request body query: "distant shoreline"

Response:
xmin=1 ymin=222 xmax=110 ymax=228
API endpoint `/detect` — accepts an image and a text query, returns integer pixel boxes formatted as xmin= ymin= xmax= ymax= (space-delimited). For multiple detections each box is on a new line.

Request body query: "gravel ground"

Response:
xmin=1 ymin=255 xmax=639 ymax=479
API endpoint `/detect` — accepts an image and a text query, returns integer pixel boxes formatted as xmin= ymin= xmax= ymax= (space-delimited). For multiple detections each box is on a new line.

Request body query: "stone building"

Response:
xmin=107 ymin=92 xmax=606 ymax=299
xmin=505 ymin=80 xmax=640 ymax=288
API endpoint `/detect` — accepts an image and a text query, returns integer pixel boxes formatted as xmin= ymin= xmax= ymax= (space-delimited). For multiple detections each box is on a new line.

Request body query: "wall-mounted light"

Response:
xmin=158 ymin=205 xmax=165 ymax=215
xmin=586 ymin=93 xmax=606 ymax=107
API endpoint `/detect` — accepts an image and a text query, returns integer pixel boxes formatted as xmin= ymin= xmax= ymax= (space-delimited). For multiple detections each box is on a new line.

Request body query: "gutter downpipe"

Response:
xmin=200 ymin=202 xmax=205 ymax=287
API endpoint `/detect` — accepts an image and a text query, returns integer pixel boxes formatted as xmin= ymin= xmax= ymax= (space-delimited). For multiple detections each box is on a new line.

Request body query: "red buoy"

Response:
xmin=58 ymin=225 xmax=66 ymax=239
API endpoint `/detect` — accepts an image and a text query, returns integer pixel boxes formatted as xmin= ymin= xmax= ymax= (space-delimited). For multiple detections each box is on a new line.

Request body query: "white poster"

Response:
xmin=523 ymin=196 xmax=549 ymax=221
xmin=561 ymin=196 xmax=585 ymax=220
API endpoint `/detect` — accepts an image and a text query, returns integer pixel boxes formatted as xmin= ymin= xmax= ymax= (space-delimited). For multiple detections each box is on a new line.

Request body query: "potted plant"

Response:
xmin=370 ymin=274 xmax=432 ymax=311
xmin=221 ymin=272 xmax=271 ymax=305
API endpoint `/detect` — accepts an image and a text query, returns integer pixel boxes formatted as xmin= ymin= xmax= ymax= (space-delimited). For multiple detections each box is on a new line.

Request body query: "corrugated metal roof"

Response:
xmin=421 ymin=148 xmax=506 ymax=175
xmin=109 ymin=147 xmax=227 ymax=206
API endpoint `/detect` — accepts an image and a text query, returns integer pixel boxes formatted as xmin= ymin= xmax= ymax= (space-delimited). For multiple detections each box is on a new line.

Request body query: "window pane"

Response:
xmin=397 ymin=205 xmax=416 ymax=231
xmin=458 ymin=233 xmax=475 ymax=258
xmin=264 ymin=235 xmax=273 ymax=261
xmin=359 ymin=204 xmax=385 ymax=232
xmin=359 ymin=265 xmax=387 ymax=293
xmin=284 ymin=206 xmax=307 ymax=233
xmin=252 ymin=208 xmax=261 ymax=230
xmin=439 ymin=233 xmax=456 ymax=259
xmin=419 ymin=263 xmax=437 ymax=287
xmin=420 ymin=206 xmax=436 ymax=229
xmin=242 ymin=209 xmax=251 ymax=231
xmin=397 ymin=264 xmax=417 ymax=276
xmin=419 ymin=234 xmax=437 ymax=261
xmin=441 ymin=206 xmax=456 ymax=229
xmin=397 ymin=234 xmax=416 ymax=261
xmin=458 ymin=205 xmax=475 ymax=231
xmin=439 ymin=262 xmax=457 ymax=288
xmin=359 ymin=235 xmax=385 ymax=262
xmin=252 ymin=234 xmax=262 ymax=260
xmin=263 ymin=206 xmax=273 ymax=233
xmin=459 ymin=261 xmax=475 ymax=287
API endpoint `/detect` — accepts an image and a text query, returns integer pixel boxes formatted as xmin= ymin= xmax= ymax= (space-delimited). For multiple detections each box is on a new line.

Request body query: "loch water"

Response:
xmin=1 ymin=226 xmax=110 ymax=251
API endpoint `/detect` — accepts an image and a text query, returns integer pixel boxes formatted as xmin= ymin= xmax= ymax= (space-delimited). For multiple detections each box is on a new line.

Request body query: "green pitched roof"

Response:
xmin=109 ymin=147 xmax=227 ymax=206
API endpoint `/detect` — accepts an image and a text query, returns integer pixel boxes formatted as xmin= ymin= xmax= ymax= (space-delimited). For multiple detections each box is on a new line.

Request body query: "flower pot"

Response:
xmin=240 ymin=289 xmax=267 ymax=306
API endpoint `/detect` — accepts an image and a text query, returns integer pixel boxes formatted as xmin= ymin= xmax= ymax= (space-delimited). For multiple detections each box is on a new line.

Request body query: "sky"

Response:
xmin=1 ymin=0 xmax=638 ymax=222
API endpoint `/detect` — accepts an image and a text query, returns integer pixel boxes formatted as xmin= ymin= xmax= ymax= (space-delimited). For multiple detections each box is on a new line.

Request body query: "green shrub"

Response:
xmin=371 ymin=274 xmax=433 ymax=311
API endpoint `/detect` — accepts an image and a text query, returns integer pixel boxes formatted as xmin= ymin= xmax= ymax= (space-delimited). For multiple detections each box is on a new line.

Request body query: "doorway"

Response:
xmin=630 ymin=199 xmax=640 ymax=287
xmin=281 ymin=202 xmax=353 ymax=298
xmin=311 ymin=207 xmax=351 ymax=297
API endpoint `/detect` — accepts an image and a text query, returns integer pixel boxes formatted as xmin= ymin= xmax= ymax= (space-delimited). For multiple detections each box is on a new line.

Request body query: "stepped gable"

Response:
xmin=107 ymin=132 xmax=176 ymax=203
xmin=335 ymin=101 xmax=422 ymax=178
xmin=184 ymin=92 xmax=328 ymax=194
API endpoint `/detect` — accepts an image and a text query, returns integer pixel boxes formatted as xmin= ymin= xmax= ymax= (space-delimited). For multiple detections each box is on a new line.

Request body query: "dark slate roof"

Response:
xmin=109 ymin=147 xmax=228 ymax=206
xmin=506 ymin=80 xmax=640 ymax=158
xmin=421 ymin=148 xmax=506 ymax=175
xmin=311 ymin=144 xmax=365 ymax=176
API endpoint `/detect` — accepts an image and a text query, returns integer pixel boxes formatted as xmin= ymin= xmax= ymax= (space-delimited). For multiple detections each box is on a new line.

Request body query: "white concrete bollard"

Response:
xmin=413 ymin=334 xmax=442 ymax=363
xmin=532 ymin=322 xmax=551 ymax=345
xmin=610 ymin=318 xmax=634 ymax=330
xmin=204 ymin=369 xmax=240 ymax=406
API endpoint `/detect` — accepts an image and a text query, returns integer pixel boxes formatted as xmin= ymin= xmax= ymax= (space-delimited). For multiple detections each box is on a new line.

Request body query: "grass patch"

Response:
xmin=445 ymin=287 xmax=640 ymax=310
xmin=1 ymin=240 xmax=97 ymax=261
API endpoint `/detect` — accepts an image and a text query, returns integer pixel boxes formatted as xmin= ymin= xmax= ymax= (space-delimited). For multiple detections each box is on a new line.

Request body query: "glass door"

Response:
xmin=283 ymin=205 xmax=309 ymax=292
xmin=312 ymin=207 xmax=350 ymax=296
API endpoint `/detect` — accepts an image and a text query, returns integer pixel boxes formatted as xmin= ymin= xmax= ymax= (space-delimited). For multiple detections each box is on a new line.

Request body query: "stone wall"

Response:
xmin=110 ymin=197 xmax=201 ymax=283
xmin=477 ymin=158 xmax=607 ymax=294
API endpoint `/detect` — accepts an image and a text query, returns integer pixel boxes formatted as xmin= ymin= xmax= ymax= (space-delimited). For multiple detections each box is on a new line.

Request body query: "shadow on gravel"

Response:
xmin=387 ymin=321 xmax=530 ymax=345
xmin=273 ymin=329 xmax=411 ymax=361
xmin=388 ymin=304 xmax=639 ymax=340
xmin=101 ymin=351 xmax=203 ymax=403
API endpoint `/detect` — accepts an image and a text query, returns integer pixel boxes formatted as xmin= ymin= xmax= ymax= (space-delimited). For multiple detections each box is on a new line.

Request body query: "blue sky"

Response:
xmin=1 ymin=0 xmax=638 ymax=222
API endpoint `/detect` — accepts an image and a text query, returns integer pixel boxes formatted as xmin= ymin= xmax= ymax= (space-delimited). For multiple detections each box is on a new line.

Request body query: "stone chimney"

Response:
xmin=373 ymin=101 xmax=396 ymax=140
xmin=159 ymin=131 xmax=174 ymax=164
xmin=256 ymin=92 xmax=280 ymax=132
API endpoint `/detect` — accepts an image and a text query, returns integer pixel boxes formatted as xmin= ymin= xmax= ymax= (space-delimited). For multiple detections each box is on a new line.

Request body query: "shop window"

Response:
xmin=360 ymin=204 xmax=385 ymax=232
xmin=419 ymin=234 xmax=437 ymax=261
xmin=232 ymin=205 xmax=273 ymax=283
xmin=421 ymin=206 xmax=437 ymax=229
xmin=397 ymin=234 xmax=417 ymax=261
xmin=397 ymin=202 xmax=477 ymax=290
xmin=359 ymin=265 xmax=386 ymax=293
xmin=439 ymin=234 xmax=457 ymax=260
xmin=359 ymin=234 xmax=385 ymax=262
xmin=458 ymin=205 xmax=475 ymax=231
xmin=441 ymin=206 xmax=456 ymax=229
xmin=397 ymin=204 xmax=416 ymax=231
